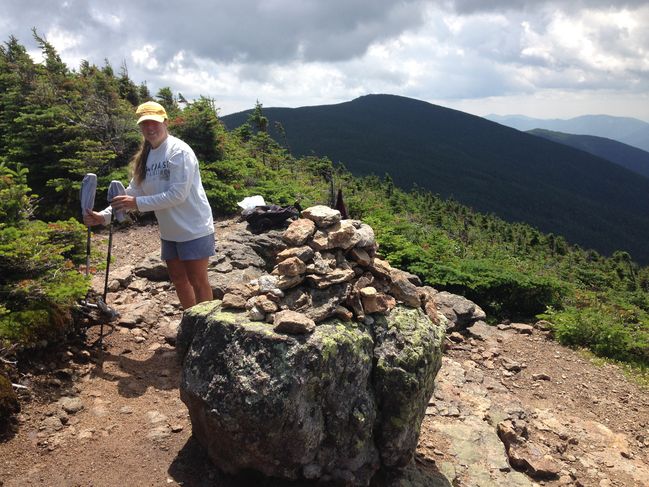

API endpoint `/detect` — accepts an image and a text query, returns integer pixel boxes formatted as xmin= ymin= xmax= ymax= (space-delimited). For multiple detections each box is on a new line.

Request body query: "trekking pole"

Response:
xmin=80 ymin=174 xmax=97 ymax=304
xmin=96 ymin=180 xmax=127 ymax=349
xmin=85 ymin=227 xmax=91 ymax=278
xmin=98 ymin=211 xmax=114 ymax=350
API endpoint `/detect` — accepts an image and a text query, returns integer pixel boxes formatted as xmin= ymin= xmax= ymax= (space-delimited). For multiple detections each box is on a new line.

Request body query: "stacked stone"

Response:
xmin=221 ymin=205 xmax=440 ymax=333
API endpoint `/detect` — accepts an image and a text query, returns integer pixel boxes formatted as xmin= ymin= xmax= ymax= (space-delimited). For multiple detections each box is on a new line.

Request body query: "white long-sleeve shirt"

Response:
xmin=100 ymin=135 xmax=214 ymax=242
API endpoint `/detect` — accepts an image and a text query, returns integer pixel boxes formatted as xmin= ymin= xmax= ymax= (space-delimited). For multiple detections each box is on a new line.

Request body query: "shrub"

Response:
xmin=542 ymin=305 xmax=649 ymax=366
xmin=0 ymin=163 xmax=89 ymax=347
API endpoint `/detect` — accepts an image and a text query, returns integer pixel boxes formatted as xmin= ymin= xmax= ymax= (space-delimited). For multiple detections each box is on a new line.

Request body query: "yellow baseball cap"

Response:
xmin=135 ymin=101 xmax=168 ymax=124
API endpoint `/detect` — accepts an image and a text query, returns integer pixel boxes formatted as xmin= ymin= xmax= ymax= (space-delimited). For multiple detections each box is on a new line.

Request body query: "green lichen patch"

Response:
xmin=372 ymin=305 xmax=445 ymax=467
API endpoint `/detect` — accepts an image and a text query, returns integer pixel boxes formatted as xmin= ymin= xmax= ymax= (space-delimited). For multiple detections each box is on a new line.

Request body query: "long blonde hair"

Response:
xmin=130 ymin=140 xmax=152 ymax=185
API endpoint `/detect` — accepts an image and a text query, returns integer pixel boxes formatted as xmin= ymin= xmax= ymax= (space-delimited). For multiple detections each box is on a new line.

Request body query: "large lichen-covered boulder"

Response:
xmin=177 ymin=301 xmax=444 ymax=485
xmin=373 ymin=306 xmax=444 ymax=467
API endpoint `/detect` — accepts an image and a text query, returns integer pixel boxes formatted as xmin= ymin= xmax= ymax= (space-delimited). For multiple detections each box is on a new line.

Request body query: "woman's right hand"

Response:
xmin=84 ymin=209 xmax=105 ymax=227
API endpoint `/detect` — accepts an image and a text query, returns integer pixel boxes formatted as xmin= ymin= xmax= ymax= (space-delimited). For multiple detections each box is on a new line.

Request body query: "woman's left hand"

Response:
xmin=110 ymin=195 xmax=138 ymax=211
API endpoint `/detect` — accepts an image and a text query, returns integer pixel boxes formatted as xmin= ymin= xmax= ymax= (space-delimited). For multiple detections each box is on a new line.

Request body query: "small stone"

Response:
xmin=301 ymin=205 xmax=341 ymax=228
xmin=221 ymin=292 xmax=248 ymax=309
xmin=360 ymin=287 xmax=395 ymax=314
xmin=532 ymin=373 xmax=551 ymax=381
xmin=448 ymin=332 xmax=464 ymax=343
xmin=78 ymin=428 xmax=95 ymax=439
xmin=348 ymin=248 xmax=372 ymax=267
xmin=276 ymin=256 xmax=307 ymax=277
xmin=147 ymin=425 xmax=172 ymax=441
xmin=58 ymin=397 xmax=84 ymax=414
xmin=273 ymin=310 xmax=316 ymax=334
xmin=333 ymin=306 xmax=353 ymax=321
xmin=283 ymin=218 xmax=318 ymax=246
xmin=502 ymin=358 xmax=523 ymax=372
xmin=511 ymin=323 xmax=534 ymax=334
xmin=247 ymin=305 xmax=266 ymax=321
xmin=40 ymin=416 xmax=63 ymax=432
xmin=145 ymin=410 xmax=168 ymax=425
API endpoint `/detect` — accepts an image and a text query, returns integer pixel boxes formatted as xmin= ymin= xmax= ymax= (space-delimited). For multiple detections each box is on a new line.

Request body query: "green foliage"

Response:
xmin=156 ymin=87 xmax=179 ymax=116
xmin=201 ymin=172 xmax=239 ymax=214
xmin=0 ymin=161 xmax=34 ymax=225
xmin=355 ymin=187 xmax=567 ymax=318
xmin=542 ymin=304 xmax=649 ymax=366
xmin=169 ymin=96 xmax=225 ymax=162
xmin=0 ymin=162 xmax=88 ymax=347
xmin=118 ymin=61 xmax=141 ymax=106
xmin=0 ymin=32 xmax=140 ymax=221
xmin=446 ymin=259 xmax=567 ymax=318
xmin=248 ymin=100 xmax=268 ymax=133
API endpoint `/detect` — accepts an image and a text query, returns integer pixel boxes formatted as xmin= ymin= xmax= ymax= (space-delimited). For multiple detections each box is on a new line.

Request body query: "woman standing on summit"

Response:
xmin=84 ymin=101 xmax=215 ymax=309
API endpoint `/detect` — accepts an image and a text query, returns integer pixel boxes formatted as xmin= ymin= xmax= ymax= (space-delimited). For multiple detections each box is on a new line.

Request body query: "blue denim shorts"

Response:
xmin=161 ymin=233 xmax=216 ymax=261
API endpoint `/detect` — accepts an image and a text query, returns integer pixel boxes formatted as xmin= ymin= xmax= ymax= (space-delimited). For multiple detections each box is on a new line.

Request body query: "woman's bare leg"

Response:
xmin=184 ymin=258 xmax=213 ymax=304
xmin=166 ymin=258 xmax=196 ymax=309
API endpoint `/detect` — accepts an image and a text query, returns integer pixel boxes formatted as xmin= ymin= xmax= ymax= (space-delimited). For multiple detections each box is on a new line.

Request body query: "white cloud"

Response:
xmin=89 ymin=8 xmax=122 ymax=30
xmin=131 ymin=44 xmax=160 ymax=70
xmin=0 ymin=0 xmax=648 ymax=121
xmin=44 ymin=27 xmax=81 ymax=51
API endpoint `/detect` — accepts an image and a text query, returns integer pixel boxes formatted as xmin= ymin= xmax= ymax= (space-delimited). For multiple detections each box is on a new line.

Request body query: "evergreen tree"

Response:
xmin=248 ymin=100 xmax=268 ymax=133
xmin=0 ymin=33 xmax=139 ymax=219
xmin=118 ymin=61 xmax=140 ymax=106
xmin=156 ymin=87 xmax=179 ymax=117
xmin=170 ymin=96 xmax=225 ymax=162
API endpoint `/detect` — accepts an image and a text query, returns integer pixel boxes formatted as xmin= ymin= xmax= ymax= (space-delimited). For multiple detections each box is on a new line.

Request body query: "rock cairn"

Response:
xmin=219 ymin=205 xmax=443 ymax=333
xmin=176 ymin=205 xmax=450 ymax=485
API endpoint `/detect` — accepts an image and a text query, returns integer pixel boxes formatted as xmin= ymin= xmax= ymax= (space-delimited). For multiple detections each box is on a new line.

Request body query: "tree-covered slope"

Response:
xmin=528 ymin=128 xmax=649 ymax=180
xmin=486 ymin=113 xmax=649 ymax=153
xmin=222 ymin=94 xmax=649 ymax=264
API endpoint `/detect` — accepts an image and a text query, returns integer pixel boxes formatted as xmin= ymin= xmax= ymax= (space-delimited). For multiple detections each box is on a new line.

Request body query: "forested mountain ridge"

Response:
xmin=486 ymin=113 xmax=649 ymax=153
xmin=222 ymin=94 xmax=649 ymax=264
xmin=527 ymin=129 xmax=649 ymax=180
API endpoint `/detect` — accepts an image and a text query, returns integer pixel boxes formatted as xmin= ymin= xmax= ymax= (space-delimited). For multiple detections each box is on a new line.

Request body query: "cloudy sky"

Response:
xmin=1 ymin=0 xmax=648 ymax=120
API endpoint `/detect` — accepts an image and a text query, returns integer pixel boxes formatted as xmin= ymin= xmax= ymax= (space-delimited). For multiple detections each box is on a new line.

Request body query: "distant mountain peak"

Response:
xmin=485 ymin=113 xmax=649 ymax=152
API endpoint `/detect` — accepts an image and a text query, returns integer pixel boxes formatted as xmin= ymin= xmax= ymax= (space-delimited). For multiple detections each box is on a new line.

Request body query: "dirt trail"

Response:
xmin=1 ymin=220 xmax=647 ymax=487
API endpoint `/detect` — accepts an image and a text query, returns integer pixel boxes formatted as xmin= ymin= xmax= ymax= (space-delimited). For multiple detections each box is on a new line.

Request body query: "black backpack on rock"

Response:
xmin=242 ymin=205 xmax=299 ymax=233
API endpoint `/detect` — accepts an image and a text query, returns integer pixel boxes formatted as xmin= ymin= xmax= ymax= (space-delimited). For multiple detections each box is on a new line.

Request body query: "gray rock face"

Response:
xmin=373 ymin=307 xmax=445 ymax=467
xmin=433 ymin=290 xmax=486 ymax=331
xmin=210 ymin=241 xmax=267 ymax=271
xmin=133 ymin=255 xmax=169 ymax=281
xmin=177 ymin=302 xmax=444 ymax=485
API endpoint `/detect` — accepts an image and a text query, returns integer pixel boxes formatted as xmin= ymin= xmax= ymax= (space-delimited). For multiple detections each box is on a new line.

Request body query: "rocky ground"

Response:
xmin=1 ymin=218 xmax=648 ymax=487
